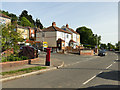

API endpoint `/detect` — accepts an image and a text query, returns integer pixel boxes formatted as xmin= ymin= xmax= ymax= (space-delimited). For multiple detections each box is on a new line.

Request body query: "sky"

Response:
xmin=1 ymin=1 xmax=118 ymax=45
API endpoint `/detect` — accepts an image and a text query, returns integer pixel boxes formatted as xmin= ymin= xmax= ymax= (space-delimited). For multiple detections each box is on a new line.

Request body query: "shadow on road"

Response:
xmin=114 ymin=60 xmax=120 ymax=62
xmin=96 ymin=70 xmax=120 ymax=81
xmin=77 ymin=85 xmax=120 ymax=89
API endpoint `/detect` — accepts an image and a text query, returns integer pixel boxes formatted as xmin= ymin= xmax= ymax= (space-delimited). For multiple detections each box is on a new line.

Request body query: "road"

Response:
xmin=2 ymin=51 xmax=119 ymax=88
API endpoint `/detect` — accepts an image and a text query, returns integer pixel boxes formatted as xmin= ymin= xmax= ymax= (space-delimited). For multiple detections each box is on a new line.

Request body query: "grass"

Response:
xmin=1 ymin=66 xmax=46 ymax=76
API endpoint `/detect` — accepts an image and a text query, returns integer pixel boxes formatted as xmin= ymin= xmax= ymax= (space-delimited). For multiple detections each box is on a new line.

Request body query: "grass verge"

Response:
xmin=1 ymin=66 xmax=46 ymax=77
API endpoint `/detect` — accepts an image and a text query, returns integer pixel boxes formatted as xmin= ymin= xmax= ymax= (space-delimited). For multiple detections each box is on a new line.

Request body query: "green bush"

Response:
xmin=1 ymin=57 xmax=8 ymax=62
xmin=20 ymin=56 xmax=28 ymax=60
xmin=1 ymin=54 xmax=28 ymax=62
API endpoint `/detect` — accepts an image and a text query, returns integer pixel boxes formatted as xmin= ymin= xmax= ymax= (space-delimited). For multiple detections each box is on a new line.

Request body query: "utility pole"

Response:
xmin=42 ymin=32 xmax=45 ymax=51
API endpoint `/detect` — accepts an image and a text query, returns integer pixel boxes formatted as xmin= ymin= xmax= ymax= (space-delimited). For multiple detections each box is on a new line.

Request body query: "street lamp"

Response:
xmin=42 ymin=32 xmax=45 ymax=51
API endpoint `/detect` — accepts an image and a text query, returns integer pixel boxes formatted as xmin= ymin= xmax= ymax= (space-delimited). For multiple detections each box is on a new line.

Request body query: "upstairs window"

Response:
xmin=67 ymin=34 xmax=69 ymax=38
xmin=31 ymin=30 xmax=33 ymax=33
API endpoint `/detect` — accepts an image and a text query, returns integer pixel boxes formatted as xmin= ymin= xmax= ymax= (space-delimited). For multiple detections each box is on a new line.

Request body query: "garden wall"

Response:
xmin=79 ymin=50 xmax=94 ymax=55
xmin=0 ymin=58 xmax=40 ymax=69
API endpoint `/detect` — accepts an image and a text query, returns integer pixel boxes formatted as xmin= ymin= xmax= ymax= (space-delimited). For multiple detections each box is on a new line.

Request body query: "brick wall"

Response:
xmin=1 ymin=58 xmax=40 ymax=69
xmin=79 ymin=50 xmax=94 ymax=55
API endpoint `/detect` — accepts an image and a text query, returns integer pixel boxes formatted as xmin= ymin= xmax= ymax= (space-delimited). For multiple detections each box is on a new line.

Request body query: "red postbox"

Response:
xmin=45 ymin=48 xmax=51 ymax=66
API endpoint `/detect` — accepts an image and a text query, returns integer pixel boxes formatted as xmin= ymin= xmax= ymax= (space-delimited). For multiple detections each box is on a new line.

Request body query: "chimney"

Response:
xmin=52 ymin=22 xmax=56 ymax=27
xmin=66 ymin=24 xmax=69 ymax=28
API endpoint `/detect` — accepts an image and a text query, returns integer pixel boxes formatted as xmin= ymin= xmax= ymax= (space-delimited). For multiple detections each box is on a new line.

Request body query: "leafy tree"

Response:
xmin=18 ymin=10 xmax=35 ymax=27
xmin=115 ymin=41 xmax=120 ymax=51
xmin=8 ymin=13 xmax=18 ymax=24
xmin=107 ymin=43 xmax=115 ymax=50
xmin=19 ymin=17 xmax=32 ymax=27
xmin=1 ymin=25 xmax=23 ymax=54
xmin=0 ymin=10 xmax=18 ymax=25
xmin=76 ymin=26 xmax=101 ymax=48
xmin=18 ymin=10 xmax=43 ymax=28
xmin=35 ymin=18 xmax=43 ymax=29
xmin=76 ymin=26 xmax=93 ymax=44
xmin=19 ymin=10 xmax=28 ymax=21
xmin=100 ymin=43 xmax=107 ymax=49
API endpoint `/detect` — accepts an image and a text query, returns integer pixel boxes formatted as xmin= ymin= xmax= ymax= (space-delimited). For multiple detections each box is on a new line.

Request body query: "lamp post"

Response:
xmin=42 ymin=32 xmax=45 ymax=51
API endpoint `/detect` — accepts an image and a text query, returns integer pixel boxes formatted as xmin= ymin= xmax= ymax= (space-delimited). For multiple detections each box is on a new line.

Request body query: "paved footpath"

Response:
xmin=2 ymin=52 xmax=63 ymax=72
xmin=1 ymin=52 xmax=64 ymax=83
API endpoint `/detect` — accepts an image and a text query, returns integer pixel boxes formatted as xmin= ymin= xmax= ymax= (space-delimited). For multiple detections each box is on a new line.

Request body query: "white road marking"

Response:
xmin=116 ymin=58 xmax=119 ymax=60
xmin=106 ymin=64 xmax=113 ymax=69
xmin=82 ymin=61 xmax=115 ymax=85
xmin=83 ymin=75 xmax=96 ymax=85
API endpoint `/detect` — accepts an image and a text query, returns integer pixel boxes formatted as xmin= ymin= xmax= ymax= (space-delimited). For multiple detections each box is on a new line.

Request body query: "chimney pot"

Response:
xmin=66 ymin=24 xmax=69 ymax=28
xmin=52 ymin=22 xmax=56 ymax=27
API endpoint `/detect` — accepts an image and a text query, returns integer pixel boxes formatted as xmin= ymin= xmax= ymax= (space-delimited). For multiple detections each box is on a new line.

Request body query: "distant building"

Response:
xmin=0 ymin=13 xmax=11 ymax=25
xmin=16 ymin=25 xmax=29 ymax=40
xmin=28 ymin=27 xmax=37 ymax=41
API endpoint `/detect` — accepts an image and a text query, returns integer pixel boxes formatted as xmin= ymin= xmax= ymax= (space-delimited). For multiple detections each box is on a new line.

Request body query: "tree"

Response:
xmin=1 ymin=25 xmax=23 ymax=54
xmin=19 ymin=10 xmax=28 ymax=21
xmin=76 ymin=26 xmax=93 ymax=44
xmin=35 ymin=18 xmax=43 ymax=29
xmin=100 ymin=43 xmax=107 ymax=49
xmin=8 ymin=13 xmax=18 ymax=25
xmin=115 ymin=41 xmax=120 ymax=51
xmin=76 ymin=26 xmax=101 ymax=48
xmin=0 ymin=10 xmax=18 ymax=25
xmin=107 ymin=43 xmax=115 ymax=50
xmin=18 ymin=10 xmax=35 ymax=27
xmin=19 ymin=17 xmax=32 ymax=27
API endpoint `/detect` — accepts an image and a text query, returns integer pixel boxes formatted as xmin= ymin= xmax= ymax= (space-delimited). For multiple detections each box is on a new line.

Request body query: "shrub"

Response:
xmin=20 ymin=56 xmax=28 ymax=60
xmin=1 ymin=54 xmax=28 ymax=62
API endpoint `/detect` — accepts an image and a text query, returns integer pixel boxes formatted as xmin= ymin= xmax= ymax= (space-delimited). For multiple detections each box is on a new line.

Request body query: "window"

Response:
xmin=58 ymin=44 xmax=60 ymax=47
xmin=31 ymin=30 xmax=33 ymax=33
xmin=31 ymin=34 xmax=34 ymax=37
xmin=24 ymin=35 xmax=26 ymax=39
xmin=62 ymin=43 xmax=64 ymax=47
xmin=42 ymin=32 xmax=45 ymax=37
xmin=67 ymin=34 xmax=69 ymax=38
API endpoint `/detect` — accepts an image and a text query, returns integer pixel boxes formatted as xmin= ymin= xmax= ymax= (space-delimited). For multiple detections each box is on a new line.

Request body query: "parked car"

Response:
xmin=19 ymin=45 xmax=39 ymax=59
xmin=98 ymin=50 xmax=106 ymax=56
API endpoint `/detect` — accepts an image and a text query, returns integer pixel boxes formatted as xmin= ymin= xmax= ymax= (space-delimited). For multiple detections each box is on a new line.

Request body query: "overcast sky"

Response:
xmin=1 ymin=1 xmax=118 ymax=45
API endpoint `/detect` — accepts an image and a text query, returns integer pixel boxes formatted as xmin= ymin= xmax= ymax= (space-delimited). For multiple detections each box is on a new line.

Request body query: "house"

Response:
xmin=16 ymin=25 xmax=29 ymax=40
xmin=36 ymin=22 xmax=72 ymax=51
xmin=28 ymin=27 xmax=37 ymax=41
xmin=0 ymin=13 xmax=11 ymax=25
xmin=61 ymin=24 xmax=80 ymax=49
xmin=16 ymin=26 xmax=41 ymax=46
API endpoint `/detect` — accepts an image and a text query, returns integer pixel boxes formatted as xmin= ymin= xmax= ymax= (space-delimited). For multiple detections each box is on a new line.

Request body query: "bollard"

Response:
xmin=45 ymin=48 xmax=51 ymax=66
xmin=28 ymin=59 xmax=31 ymax=64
